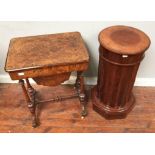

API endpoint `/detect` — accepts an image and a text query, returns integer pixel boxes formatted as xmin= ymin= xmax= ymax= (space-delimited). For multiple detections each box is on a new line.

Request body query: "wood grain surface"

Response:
xmin=92 ymin=26 xmax=150 ymax=119
xmin=92 ymin=45 xmax=144 ymax=118
xmin=5 ymin=32 xmax=89 ymax=72
xmin=0 ymin=83 xmax=155 ymax=133
xmin=99 ymin=25 xmax=150 ymax=55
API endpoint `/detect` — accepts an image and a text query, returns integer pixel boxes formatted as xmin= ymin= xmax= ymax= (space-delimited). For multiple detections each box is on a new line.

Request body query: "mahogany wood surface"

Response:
xmin=0 ymin=84 xmax=155 ymax=133
xmin=92 ymin=26 xmax=151 ymax=118
xmin=99 ymin=25 xmax=151 ymax=55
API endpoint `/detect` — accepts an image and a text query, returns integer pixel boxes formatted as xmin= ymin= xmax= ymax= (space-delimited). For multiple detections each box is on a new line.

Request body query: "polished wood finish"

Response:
xmin=99 ymin=25 xmax=151 ymax=55
xmin=7 ymin=63 xmax=87 ymax=80
xmin=5 ymin=32 xmax=89 ymax=127
xmin=92 ymin=26 xmax=151 ymax=119
xmin=0 ymin=84 xmax=155 ymax=133
xmin=5 ymin=32 xmax=89 ymax=72
xmin=5 ymin=32 xmax=89 ymax=81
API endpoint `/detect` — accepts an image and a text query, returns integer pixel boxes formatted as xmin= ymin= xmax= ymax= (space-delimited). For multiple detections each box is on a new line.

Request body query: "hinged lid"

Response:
xmin=99 ymin=25 xmax=151 ymax=55
xmin=5 ymin=32 xmax=89 ymax=72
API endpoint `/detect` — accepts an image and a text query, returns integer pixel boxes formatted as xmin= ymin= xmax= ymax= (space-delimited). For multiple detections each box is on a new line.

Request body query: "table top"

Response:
xmin=99 ymin=25 xmax=151 ymax=55
xmin=5 ymin=32 xmax=89 ymax=72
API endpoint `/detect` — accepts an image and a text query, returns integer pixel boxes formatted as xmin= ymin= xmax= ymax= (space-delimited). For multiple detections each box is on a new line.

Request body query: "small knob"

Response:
xmin=122 ymin=55 xmax=128 ymax=58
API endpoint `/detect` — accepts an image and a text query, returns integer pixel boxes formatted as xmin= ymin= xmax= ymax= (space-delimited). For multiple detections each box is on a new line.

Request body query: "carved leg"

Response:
xmin=25 ymin=79 xmax=37 ymax=127
xmin=75 ymin=71 xmax=87 ymax=118
xmin=19 ymin=79 xmax=37 ymax=128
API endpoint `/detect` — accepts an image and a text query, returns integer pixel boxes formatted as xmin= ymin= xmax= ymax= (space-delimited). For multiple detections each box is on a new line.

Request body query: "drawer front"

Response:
xmin=8 ymin=62 xmax=88 ymax=80
xmin=99 ymin=46 xmax=144 ymax=66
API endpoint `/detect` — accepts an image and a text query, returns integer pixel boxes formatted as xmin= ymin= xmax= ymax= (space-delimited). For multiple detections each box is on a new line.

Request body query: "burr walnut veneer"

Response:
xmin=92 ymin=25 xmax=151 ymax=119
xmin=5 ymin=32 xmax=89 ymax=127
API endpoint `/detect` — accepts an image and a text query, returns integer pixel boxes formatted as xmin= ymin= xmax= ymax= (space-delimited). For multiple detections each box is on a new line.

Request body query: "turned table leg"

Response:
xmin=75 ymin=71 xmax=87 ymax=118
xmin=19 ymin=79 xmax=37 ymax=128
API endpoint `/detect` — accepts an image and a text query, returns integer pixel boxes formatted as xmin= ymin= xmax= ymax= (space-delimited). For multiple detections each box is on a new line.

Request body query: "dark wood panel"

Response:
xmin=92 ymin=26 xmax=150 ymax=119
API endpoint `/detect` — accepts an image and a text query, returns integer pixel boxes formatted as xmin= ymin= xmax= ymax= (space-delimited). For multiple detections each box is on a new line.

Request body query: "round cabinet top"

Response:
xmin=99 ymin=25 xmax=151 ymax=55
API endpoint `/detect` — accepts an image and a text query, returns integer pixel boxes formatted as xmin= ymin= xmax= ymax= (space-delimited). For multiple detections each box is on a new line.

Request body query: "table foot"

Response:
xmin=32 ymin=117 xmax=38 ymax=128
xmin=81 ymin=109 xmax=87 ymax=118
xmin=28 ymin=101 xmax=37 ymax=128
xmin=79 ymin=93 xmax=87 ymax=119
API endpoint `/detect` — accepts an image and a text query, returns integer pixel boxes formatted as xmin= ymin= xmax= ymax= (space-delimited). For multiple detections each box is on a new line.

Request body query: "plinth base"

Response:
xmin=91 ymin=86 xmax=136 ymax=119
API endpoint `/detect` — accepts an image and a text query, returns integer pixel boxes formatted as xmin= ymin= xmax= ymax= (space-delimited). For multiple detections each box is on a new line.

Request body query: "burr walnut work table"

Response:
xmin=92 ymin=25 xmax=151 ymax=119
xmin=5 ymin=32 xmax=89 ymax=127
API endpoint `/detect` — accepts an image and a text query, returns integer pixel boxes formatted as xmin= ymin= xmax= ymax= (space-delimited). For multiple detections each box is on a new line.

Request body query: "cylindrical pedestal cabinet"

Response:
xmin=92 ymin=25 xmax=151 ymax=119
